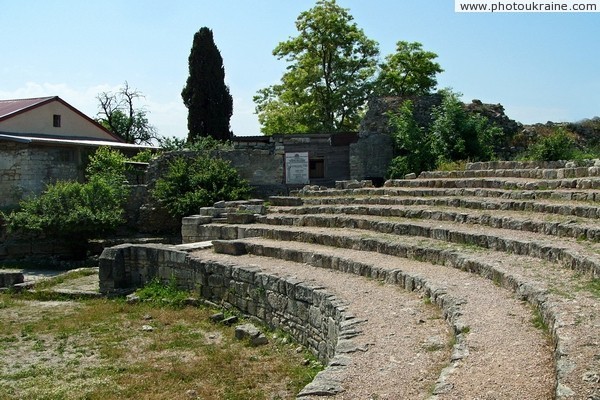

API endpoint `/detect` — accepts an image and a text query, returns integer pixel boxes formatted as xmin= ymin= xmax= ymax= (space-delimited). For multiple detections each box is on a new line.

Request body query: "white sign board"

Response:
xmin=285 ymin=152 xmax=309 ymax=184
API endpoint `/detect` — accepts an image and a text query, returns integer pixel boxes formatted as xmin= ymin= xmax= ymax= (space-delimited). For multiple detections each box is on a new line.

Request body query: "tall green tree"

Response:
xmin=375 ymin=41 xmax=443 ymax=97
xmin=254 ymin=0 xmax=379 ymax=135
xmin=182 ymin=27 xmax=233 ymax=142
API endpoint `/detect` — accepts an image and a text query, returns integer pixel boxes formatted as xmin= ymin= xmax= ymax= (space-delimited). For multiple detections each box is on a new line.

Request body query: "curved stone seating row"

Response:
xmin=419 ymin=166 xmax=600 ymax=180
xmin=274 ymin=203 xmax=600 ymax=242
xmin=294 ymin=186 xmax=600 ymax=202
xmin=385 ymin=177 xmax=600 ymax=190
xmin=189 ymin=222 xmax=599 ymax=399
xmin=254 ymin=213 xmax=600 ymax=278
xmin=299 ymin=195 xmax=600 ymax=219
xmin=465 ymin=160 xmax=599 ymax=170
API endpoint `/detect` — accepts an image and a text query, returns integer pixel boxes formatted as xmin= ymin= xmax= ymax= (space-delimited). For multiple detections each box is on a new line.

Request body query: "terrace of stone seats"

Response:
xmin=101 ymin=161 xmax=600 ymax=399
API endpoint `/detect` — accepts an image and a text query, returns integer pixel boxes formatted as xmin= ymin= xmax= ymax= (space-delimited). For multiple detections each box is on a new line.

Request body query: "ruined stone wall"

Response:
xmin=99 ymin=244 xmax=346 ymax=364
xmin=0 ymin=142 xmax=82 ymax=208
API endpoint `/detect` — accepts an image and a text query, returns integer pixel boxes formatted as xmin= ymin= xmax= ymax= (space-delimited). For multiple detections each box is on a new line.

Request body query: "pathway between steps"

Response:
xmin=192 ymin=240 xmax=556 ymax=399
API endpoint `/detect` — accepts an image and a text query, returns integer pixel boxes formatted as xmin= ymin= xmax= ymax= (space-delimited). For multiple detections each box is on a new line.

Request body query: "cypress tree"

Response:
xmin=182 ymin=27 xmax=233 ymax=141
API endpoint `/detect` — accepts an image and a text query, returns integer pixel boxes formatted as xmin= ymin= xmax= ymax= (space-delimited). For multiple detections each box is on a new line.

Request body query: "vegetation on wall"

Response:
xmin=386 ymin=90 xmax=504 ymax=178
xmin=182 ymin=27 xmax=233 ymax=142
xmin=151 ymin=155 xmax=251 ymax=219
xmin=2 ymin=147 xmax=129 ymax=258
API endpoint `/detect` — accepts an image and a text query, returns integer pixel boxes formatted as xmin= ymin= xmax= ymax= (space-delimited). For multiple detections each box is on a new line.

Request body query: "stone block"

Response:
xmin=212 ymin=240 xmax=247 ymax=256
xmin=227 ymin=213 xmax=256 ymax=224
xmin=0 ymin=272 xmax=24 ymax=288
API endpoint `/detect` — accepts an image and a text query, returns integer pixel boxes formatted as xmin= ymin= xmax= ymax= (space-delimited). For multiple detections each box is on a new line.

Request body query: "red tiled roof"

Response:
xmin=0 ymin=96 xmax=56 ymax=120
xmin=0 ymin=96 xmax=123 ymax=142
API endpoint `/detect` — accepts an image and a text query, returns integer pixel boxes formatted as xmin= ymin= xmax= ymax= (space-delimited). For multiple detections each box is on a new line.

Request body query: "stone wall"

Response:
xmin=0 ymin=142 xmax=83 ymax=208
xmin=98 ymin=244 xmax=348 ymax=365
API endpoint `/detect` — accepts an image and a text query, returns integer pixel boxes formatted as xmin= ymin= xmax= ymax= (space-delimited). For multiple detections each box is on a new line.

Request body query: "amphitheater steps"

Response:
xmin=299 ymin=194 xmax=600 ymax=219
xmin=194 ymin=247 xmax=452 ymax=399
xmin=193 ymin=222 xmax=600 ymax=399
xmin=270 ymin=203 xmax=600 ymax=242
xmin=205 ymin=238 xmax=555 ymax=399
xmin=256 ymin=213 xmax=600 ymax=278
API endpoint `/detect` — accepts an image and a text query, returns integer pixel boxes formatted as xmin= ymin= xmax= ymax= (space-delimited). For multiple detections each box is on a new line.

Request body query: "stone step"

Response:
xmin=203 ymin=247 xmax=455 ymax=398
xmin=465 ymin=160 xmax=599 ymax=171
xmin=384 ymin=176 xmax=600 ymax=190
xmin=418 ymin=166 xmax=600 ymax=180
xmin=298 ymin=186 xmax=600 ymax=203
xmin=272 ymin=204 xmax=600 ymax=242
xmin=211 ymin=237 xmax=555 ymax=399
xmin=200 ymin=224 xmax=600 ymax=399
xmin=300 ymin=194 xmax=600 ymax=218
xmin=250 ymin=213 xmax=600 ymax=278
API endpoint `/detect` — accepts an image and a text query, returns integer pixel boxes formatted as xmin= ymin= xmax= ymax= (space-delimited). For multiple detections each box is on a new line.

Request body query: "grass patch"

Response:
xmin=531 ymin=308 xmax=549 ymax=333
xmin=0 ymin=284 xmax=322 ymax=399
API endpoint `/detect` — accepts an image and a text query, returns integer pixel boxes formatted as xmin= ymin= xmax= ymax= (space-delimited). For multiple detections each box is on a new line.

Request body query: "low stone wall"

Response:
xmin=98 ymin=244 xmax=350 ymax=367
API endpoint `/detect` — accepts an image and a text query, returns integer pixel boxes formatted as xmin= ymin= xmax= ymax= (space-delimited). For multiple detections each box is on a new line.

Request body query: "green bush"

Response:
xmin=527 ymin=127 xmax=577 ymax=161
xmin=85 ymin=146 xmax=128 ymax=181
xmin=152 ymin=155 xmax=251 ymax=219
xmin=3 ymin=148 xmax=129 ymax=258
xmin=386 ymin=100 xmax=435 ymax=178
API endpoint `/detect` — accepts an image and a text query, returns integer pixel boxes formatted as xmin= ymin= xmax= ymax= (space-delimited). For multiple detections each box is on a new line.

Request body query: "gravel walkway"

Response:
xmin=193 ymin=236 xmax=556 ymax=399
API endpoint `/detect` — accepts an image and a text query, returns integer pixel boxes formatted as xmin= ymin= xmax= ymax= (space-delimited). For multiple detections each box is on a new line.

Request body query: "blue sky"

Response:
xmin=1 ymin=1 xmax=599 ymax=138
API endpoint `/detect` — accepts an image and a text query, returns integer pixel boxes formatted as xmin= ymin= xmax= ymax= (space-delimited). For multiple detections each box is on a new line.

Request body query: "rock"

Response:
xmin=141 ymin=325 xmax=154 ymax=332
xmin=235 ymin=323 xmax=268 ymax=346
xmin=126 ymin=294 xmax=140 ymax=304
xmin=405 ymin=173 xmax=417 ymax=179
xmin=210 ymin=312 xmax=225 ymax=322
xmin=222 ymin=315 xmax=239 ymax=326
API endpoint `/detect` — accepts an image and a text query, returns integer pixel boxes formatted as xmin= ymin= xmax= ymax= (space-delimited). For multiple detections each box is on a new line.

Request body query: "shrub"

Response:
xmin=152 ymin=155 xmax=251 ymax=219
xmin=5 ymin=176 xmax=127 ymax=258
xmin=85 ymin=146 xmax=128 ymax=181
xmin=527 ymin=127 xmax=577 ymax=161
xmin=3 ymin=148 xmax=130 ymax=258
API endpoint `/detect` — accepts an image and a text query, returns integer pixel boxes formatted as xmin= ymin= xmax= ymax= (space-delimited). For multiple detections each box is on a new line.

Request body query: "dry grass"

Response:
xmin=0 ymin=284 xmax=320 ymax=400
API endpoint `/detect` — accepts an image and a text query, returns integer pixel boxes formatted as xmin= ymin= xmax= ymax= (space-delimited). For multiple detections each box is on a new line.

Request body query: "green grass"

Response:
xmin=0 ymin=283 xmax=322 ymax=399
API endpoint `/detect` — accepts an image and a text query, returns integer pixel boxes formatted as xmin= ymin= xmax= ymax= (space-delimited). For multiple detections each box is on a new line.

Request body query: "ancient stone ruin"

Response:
xmin=99 ymin=160 xmax=600 ymax=398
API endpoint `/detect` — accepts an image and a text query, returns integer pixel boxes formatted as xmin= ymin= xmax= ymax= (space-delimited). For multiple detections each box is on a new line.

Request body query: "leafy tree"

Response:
xmin=182 ymin=27 xmax=233 ymax=142
xmin=375 ymin=41 xmax=443 ymax=97
xmin=254 ymin=0 xmax=379 ymax=134
xmin=152 ymin=155 xmax=251 ymax=219
xmin=96 ymin=82 xmax=158 ymax=145
xmin=386 ymin=100 xmax=435 ymax=178
xmin=429 ymin=90 xmax=499 ymax=164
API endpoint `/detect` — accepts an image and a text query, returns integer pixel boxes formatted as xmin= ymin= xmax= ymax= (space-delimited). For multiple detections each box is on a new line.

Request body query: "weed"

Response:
xmin=531 ymin=308 xmax=549 ymax=333
xmin=135 ymin=276 xmax=190 ymax=308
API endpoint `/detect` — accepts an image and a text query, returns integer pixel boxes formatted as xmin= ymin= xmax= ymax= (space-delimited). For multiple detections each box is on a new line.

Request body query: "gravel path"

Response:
xmin=194 ymin=236 xmax=556 ymax=399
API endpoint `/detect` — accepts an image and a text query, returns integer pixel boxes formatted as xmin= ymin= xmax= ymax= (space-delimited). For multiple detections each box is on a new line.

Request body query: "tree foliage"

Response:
xmin=151 ymin=155 xmax=251 ymax=219
xmin=375 ymin=41 xmax=443 ymax=97
xmin=182 ymin=27 xmax=233 ymax=142
xmin=387 ymin=90 xmax=502 ymax=178
xmin=254 ymin=0 xmax=379 ymax=134
xmin=386 ymin=100 xmax=435 ymax=178
xmin=96 ymin=82 xmax=158 ymax=144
